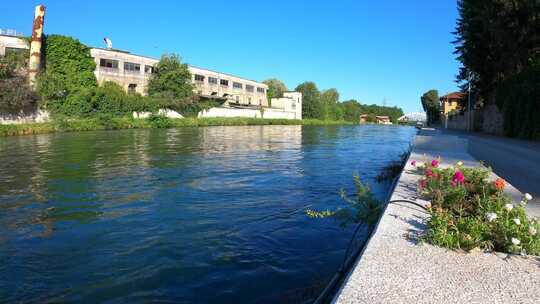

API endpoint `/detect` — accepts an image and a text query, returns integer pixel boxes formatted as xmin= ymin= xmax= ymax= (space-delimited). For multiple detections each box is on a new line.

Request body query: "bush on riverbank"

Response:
xmin=416 ymin=159 xmax=540 ymax=255
xmin=0 ymin=117 xmax=353 ymax=137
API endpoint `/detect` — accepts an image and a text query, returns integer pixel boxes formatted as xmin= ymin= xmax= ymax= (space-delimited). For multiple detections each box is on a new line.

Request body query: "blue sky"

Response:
xmin=2 ymin=0 xmax=461 ymax=113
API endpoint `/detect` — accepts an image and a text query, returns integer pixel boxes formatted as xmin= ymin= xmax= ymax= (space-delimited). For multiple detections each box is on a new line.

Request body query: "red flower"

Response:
xmin=419 ymin=179 xmax=427 ymax=189
xmin=451 ymin=170 xmax=465 ymax=187
xmin=425 ymin=168 xmax=435 ymax=178
xmin=431 ymin=159 xmax=439 ymax=168
xmin=493 ymin=178 xmax=505 ymax=191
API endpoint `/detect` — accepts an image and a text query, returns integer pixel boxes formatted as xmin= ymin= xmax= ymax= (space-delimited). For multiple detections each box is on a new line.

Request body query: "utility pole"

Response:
xmin=28 ymin=4 xmax=46 ymax=89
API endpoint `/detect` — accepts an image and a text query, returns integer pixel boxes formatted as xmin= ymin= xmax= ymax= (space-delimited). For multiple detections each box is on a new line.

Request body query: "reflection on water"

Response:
xmin=0 ymin=125 xmax=415 ymax=303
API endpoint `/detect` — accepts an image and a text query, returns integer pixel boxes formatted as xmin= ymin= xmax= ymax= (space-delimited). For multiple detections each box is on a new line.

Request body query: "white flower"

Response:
xmin=456 ymin=161 xmax=464 ymax=166
xmin=511 ymin=238 xmax=521 ymax=246
xmin=485 ymin=212 xmax=498 ymax=222
xmin=529 ymin=226 xmax=537 ymax=236
xmin=513 ymin=218 xmax=521 ymax=225
xmin=504 ymin=204 xmax=514 ymax=212
xmin=524 ymin=193 xmax=533 ymax=201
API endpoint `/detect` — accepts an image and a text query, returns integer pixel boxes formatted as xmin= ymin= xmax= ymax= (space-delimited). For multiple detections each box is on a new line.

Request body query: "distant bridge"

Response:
xmin=398 ymin=112 xmax=426 ymax=122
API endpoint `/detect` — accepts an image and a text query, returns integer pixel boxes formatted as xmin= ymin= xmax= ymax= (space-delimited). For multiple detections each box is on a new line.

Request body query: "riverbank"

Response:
xmin=0 ymin=116 xmax=354 ymax=137
xmin=333 ymin=129 xmax=540 ymax=303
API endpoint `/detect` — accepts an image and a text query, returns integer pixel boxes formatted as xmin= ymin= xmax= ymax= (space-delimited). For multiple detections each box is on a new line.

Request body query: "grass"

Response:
xmin=0 ymin=116 xmax=355 ymax=137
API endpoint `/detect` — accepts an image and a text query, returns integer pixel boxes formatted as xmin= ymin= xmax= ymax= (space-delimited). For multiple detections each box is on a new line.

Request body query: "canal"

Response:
xmin=0 ymin=125 xmax=415 ymax=303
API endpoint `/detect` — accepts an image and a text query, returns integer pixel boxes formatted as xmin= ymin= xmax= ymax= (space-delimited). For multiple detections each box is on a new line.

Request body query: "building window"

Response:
xmin=257 ymin=87 xmax=265 ymax=93
xmin=100 ymin=58 xmax=119 ymax=69
xmin=233 ymin=82 xmax=243 ymax=89
xmin=128 ymin=83 xmax=137 ymax=93
xmin=208 ymin=77 xmax=218 ymax=84
xmin=246 ymin=85 xmax=254 ymax=93
xmin=248 ymin=97 xmax=252 ymax=104
xmin=220 ymin=79 xmax=229 ymax=86
xmin=144 ymin=65 xmax=154 ymax=73
xmin=124 ymin=62 xmax=141 ymax=73
xmin=235 ymin=96 xmax=239 ymax=102
xmin=194 ymin=74 xmax=205 ymax=82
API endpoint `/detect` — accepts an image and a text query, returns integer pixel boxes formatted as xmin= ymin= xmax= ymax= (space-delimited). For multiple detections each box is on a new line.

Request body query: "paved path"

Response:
xmin=333 ymin=130 xmax=540 ymax=304
xmin=442 ymin=129 xmax=540 ymax=217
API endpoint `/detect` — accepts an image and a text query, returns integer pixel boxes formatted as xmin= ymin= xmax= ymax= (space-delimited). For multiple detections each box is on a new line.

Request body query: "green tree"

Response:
xmin=341 ymin=99 xmax=362 ymax=122
xmin=421 ymin=90 xmax=440 ymax=125
xmin=147 ymin=53 xmax=193 ymax=100
xmin=453 ymin=0 xmax=539 ymax=139
xmin=263 ymin=78 xmax=287 ymax=103
xmin=295 ymin=81 xmax=321 ymax=119
xmin=320 ymin=88 xmax=341 ymax=120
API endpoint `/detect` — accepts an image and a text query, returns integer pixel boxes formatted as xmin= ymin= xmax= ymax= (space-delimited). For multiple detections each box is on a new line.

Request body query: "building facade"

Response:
xmin=440 ymin=92 xmax=464 ymax=115
xmin=1 ymin=34 xmax=305 ymax=119
xmin=91 ymin=48 xmax=269 ymax=106
xmin=0 ymin=33 xmax=29 ymax=56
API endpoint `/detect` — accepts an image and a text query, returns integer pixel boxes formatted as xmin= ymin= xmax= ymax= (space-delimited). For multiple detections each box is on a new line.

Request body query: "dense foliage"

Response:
xmin=37 ymin=34 xmax=97 ymax=112
xmin=453 ymin=0 xmax=539 ymax=139
xmin=35 ymin=40 xmax=202 ymax=117
xmin=295 ymin=82 xmax=403 ymax=122
xmin=0 ymin=50 xmax=37 ymax=113
xmin=295 ymin=81 xmax=322 ymax=119
xmin=147 ymin=54 xmax=193 ymax=100
xmin=416 ymin=159 xmax=540 ymax=255
xmin=0 ymin=117 xmax=353 ymax=137
xmin=420 ymin=90 xmax=440 ymax=125
xmin=0 ymin=76 xmax=39 ymax=114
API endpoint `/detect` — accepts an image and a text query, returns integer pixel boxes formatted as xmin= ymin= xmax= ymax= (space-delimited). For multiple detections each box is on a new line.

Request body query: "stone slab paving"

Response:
xmin=333 ymin=132 xmax=540 ymax=304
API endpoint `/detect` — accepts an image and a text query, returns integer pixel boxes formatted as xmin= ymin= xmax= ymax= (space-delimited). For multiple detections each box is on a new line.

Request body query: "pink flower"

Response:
xmin=452 ymin=170 xmax=465 ymax=187
xmin=425 ymin=168 xmax=434 ymax=178
xmin=419 ymin=179 xmax=427 ymax=189
xmin=431 ymin=159 xmax=439 ymax=168
xmin=411 ymin=160 xmax=417 ymax=166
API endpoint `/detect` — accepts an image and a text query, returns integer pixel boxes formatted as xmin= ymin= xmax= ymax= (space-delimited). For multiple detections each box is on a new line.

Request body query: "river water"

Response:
xmin=0 ymin=125 xmax=416 ymax=303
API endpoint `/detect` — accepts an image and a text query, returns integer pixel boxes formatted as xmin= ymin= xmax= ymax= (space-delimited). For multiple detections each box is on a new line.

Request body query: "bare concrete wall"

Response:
xmin=0 ymin=109 xmax=50 ymax=124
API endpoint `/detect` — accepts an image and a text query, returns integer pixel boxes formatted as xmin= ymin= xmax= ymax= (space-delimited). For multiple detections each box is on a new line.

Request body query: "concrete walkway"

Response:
xmin=333 ymin=130 xmax=540 ymax=304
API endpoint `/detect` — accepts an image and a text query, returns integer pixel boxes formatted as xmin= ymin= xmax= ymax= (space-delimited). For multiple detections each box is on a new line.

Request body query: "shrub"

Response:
xmin=0 ymin=76 xmax=38 ymax=114
xmin=91 ymin=81 xmax=127 ymax=115
xmin=415 ymin=159 xmax=540 ymax=255
xmin=147 ymin=114 xmax=173 ymax=128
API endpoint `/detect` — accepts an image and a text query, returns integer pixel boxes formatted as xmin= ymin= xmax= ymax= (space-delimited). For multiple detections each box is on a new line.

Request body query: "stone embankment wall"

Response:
xmin=445 ymin=104 xmax=504 ymax=135
xmin=198 ymin=107 xmax=298 ymax=119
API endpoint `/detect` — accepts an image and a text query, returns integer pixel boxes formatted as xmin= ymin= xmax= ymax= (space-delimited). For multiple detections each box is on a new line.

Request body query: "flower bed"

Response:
xmin=413 ymin=158 xmax=540 ymax=256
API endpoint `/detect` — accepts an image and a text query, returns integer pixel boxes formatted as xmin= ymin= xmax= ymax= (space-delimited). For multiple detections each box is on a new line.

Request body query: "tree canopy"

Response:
xmin=263 ymin=78 xmax=287 ymax=101
xmin=295 ymin=81 xmax=322 ymax=119
xmin=421 ymin=90 xmax=440 ymax=125
xmin=453 ymin=0 xmax=539 ymax=139
xmin=293 ymin=81 xmax=403 ymax=122
xmin=147 ymin=54 xmax=193 ymax=100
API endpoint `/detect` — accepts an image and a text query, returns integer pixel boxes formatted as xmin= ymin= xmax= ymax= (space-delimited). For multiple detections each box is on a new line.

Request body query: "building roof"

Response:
xmin=440 ymin=92 xmax=465 ymax=100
